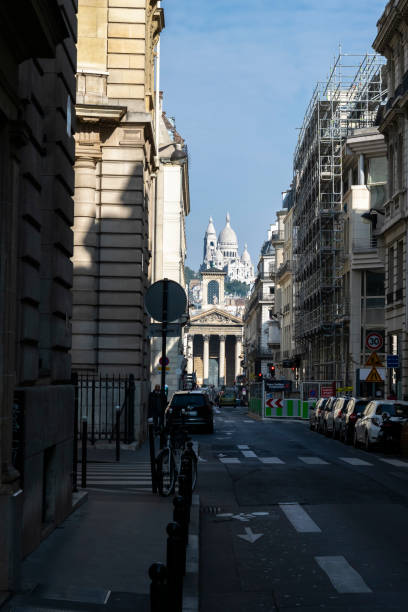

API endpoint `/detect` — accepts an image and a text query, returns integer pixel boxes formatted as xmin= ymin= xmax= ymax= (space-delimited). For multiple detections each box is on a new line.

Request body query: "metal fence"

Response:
xmin=72 ymin=372 xmax=135 ymax=444
xmin=249 ymin=382 xmax=264 ymax=418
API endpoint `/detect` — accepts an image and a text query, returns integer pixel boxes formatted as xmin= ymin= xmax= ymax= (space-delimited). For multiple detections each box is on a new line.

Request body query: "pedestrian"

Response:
xmin=148 ymin=384 xmax=166 ymax=429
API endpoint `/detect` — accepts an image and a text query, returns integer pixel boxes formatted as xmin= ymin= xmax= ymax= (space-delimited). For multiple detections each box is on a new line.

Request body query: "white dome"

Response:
xmin=241 ymin=244 xmax=251 ymax=263
xmin=218 ymin=213 xmax=238 ymax=248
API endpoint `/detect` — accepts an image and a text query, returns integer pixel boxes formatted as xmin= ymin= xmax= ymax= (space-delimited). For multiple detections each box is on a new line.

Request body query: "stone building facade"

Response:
xmin=373 ymin=0 xmax=408 ymax=400
xmin=0 ymin=1 xmax=77 ymax=595
xmin=72 ymin=0 xmax=164 ymax=439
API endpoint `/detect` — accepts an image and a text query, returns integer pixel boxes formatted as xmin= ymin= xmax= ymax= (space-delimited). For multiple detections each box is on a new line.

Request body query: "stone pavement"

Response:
xmin=3 ymin=442 xmax=199 ymax=611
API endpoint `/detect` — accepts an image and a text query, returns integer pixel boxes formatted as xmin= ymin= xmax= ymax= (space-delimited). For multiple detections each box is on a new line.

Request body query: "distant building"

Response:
xmin=201 ymin=214 xmax=255 ymax=284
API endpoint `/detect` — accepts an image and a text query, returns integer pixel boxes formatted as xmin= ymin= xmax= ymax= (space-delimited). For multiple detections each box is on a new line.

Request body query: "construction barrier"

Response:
xmin=264 ymin=399 xmax=315 ymax=419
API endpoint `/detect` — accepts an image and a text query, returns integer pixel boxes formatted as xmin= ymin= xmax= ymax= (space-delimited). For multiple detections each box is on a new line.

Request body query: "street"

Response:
xmin=197 ymin=406 xmax=408 ymax=612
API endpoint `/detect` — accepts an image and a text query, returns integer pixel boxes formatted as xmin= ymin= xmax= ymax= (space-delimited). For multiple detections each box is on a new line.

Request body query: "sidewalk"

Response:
xmin=3 ymin=441 xmax=199 ymax=611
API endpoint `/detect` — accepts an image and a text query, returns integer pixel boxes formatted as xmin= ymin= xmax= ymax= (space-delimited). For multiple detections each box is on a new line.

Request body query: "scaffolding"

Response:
xmin=293 ymin=53 xmax=387 ymax=381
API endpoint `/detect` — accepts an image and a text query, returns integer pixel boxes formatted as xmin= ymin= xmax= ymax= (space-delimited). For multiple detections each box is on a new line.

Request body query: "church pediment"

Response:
xmin=190 ymin=308 xmax=242 ymax=326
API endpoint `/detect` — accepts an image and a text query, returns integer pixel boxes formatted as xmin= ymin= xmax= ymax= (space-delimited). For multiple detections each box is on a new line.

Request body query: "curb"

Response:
xmin=183 ymin=493 xmax=199 ymax=612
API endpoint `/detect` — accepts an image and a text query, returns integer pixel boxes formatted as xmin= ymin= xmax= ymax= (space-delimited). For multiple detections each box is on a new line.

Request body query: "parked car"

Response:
xmin=339 ymin=397 xmax=370 ymax=444
xmin=354 ymin=400 xmax=408 ymax=450
xmin=309 ymin=398 xmax=327 ymax=431
xmin=329 ymin=397 xmax=351 ymax=439
xmin=165 ymin=390 xmax=214 ymax=433
xmin=318 ymin=397 xmax=337 ymax=433
xmin=219 ymin=387 xmax=237 ymax=407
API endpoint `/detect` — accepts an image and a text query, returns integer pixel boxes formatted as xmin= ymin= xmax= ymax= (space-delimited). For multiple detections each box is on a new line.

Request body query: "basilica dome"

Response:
xmin=241 ymin=244 xmax=251 ymax=263
xmin=218 ymin=213 xmax=238 ymax=249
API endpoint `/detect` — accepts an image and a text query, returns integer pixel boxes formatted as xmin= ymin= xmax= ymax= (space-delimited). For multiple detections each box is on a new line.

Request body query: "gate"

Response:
xmin=73 ymin=372 xmax=135 ymax=444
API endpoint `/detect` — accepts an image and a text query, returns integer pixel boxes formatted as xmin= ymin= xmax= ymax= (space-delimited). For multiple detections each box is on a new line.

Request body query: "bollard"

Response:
xmin=115 ymin=405 xmax=121 ymax=462
xmin=148 ymin=421 xmax=158 ymax=494
xmin=149 ymin=562 xmax=168 ymax=612
xmin=181 ymin=456 xmax=193 ymax=508
xmin=166 ymin=522 xmax=184 ymax=608
xmin=81 ymin=416 xmax=87 ymax=488
xmin=178 ymin=474 xmax=190 ymax=526
xmin=173 ymin=495 xmax=188 ymax=547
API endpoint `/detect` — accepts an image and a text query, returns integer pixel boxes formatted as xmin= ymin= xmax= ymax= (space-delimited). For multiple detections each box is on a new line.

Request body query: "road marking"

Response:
xmin=241 ymin=450 xmax=257 ymax=458
xmin=379 ymin=458 xmax=408 ymax=467
xmin=237 ymin=445 xmax=249 ymax=449
xmin=299 ymin=456 xmax=329 ymax=465
xmin=339 ymin=458 xmax=373 ymax=466
xmin=237 ymin=527 xmax=263 ymax=543
xmin=244 ymin=420 xmax=255 ymax=423
xmin=260 ymin=457 xmax=284 ymax=464
xmin=315 ymin=556 xmax=372 ymax=593
xmin=216 ymin=513 xmax=234 ymax=518
xmin=224 ymin=420 xmax=234 ymax=423
xmin=219 ymin=458 xmax=241 ymax=464
xmin=279 ymin=503 xmax=321 ymax=533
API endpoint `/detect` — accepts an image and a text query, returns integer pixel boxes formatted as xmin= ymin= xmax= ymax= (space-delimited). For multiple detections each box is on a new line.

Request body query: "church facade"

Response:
xmin=201 ymin=214 xmax=255 ymax=284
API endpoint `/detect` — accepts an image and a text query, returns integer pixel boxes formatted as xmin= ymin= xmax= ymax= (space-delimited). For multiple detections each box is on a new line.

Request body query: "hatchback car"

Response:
xmin=339 ymin=397 xmax=370 ymax=444
xmin=328 ymin=397 xmax=350 ymax=439
xmin=309 ymin=398 xmax=327 ymax=431
xmin=165 ymin=391 xmax=214 ymax=433
xmin=354 ymin=400 xmax=408 ymax=450
xmin=318 ymin=397 xmax=337 ymax=433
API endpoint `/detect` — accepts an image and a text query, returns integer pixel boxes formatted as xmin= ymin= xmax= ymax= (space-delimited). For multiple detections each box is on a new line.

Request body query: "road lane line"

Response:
xmin=260 ymin=457 xmax=284 ymax=464
xmin=315 ymin=556 xmax=372 ymax=593
xmin=279 ymin=503 xmax=321 ymax=533
xmin=339 ymin=458 xmax=373 ymax=466
xmin=241 ymin=450 xmax=257 ymax=458
xmin=379 ymin=458 xmax=408 ymax=467
xmin=243 ymin=420 xmax=255 ymax=423
xmin=219 ymin=458 xmax=241 ymax=464
xmin=237 ymin=445 xmax=249 ymax=449
xmin=299 ymin=456 xmax=329 ymax=465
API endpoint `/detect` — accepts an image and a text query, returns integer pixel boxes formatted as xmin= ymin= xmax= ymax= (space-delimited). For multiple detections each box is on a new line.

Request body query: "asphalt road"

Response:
xmin=196 ymin=405 xmax=408 ymax=612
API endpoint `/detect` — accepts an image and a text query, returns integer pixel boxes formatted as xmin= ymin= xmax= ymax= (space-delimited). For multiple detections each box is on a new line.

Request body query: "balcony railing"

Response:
xmin=271 ymin=230 xmax=285 ymax=242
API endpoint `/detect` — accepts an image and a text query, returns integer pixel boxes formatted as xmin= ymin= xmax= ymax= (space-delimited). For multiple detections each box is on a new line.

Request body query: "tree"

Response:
xmin=185 ymin=266 xmax=199 ymax=285
xmin=225 ymin=279 xmax=249 ymax=297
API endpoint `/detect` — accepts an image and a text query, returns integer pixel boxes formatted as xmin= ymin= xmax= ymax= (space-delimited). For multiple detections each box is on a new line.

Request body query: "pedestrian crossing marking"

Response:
xmin=84 ymin=462 xmax=152 ymax=492
xmin=379 ymin=458 xmax=408 ymax=467
xmin=260 ymin=457 xmax=285 ymax=464
xmin=299 ymin=456 xmax=329 ymax=465
xmin=219 ymin=458 xmax=241 ymax=464
xmin=241 ymin=450 xmax=257 ymax=458
xmin=339 ymin=458 xmax=373 ymax=466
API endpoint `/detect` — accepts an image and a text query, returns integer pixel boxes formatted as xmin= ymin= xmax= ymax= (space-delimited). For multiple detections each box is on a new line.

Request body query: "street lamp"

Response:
xmin=361 ymin=208 xmax=385 ymax=230
xmin=170 ymin=144 xmax=188 ymax=163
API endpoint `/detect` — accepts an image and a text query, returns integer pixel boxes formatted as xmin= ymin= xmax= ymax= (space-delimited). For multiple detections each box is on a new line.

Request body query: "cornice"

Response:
xmin=76 ymin=104 xmax=127 ymax=123
xmin=373 ymin=1 xmax=408 ymax=53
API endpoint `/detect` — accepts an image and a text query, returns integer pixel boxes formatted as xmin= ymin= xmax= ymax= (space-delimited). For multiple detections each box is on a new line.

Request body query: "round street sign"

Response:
xmin=365 ymin=332 xmax=383 ymax=351
xmin=145 ymin=279 xmax=187 ymax=323
xmin=159 ymin=356 xmax=169 ymax=366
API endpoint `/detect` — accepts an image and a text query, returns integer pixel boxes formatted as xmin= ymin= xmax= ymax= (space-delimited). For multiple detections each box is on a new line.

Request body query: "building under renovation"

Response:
xmin=293 ymin=53 xmax=387 ymax=382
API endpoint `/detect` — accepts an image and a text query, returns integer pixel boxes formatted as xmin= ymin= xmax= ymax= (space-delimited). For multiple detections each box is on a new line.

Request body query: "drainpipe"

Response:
xmin=358 ymin=154 xmax=365 ymax=185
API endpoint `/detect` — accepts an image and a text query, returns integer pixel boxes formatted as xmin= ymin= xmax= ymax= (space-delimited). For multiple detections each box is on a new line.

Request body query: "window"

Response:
xmin=367 ymin=156 xmax=387 ymax=208
xmin=207 ymin=280 xmax=219 ymax=305
xmin=398 ymin=134 xmax=404 ymax=190
xmin=389 ymin=145 xmax=394 ymax=196
xmin=269 ymin=286 xmax=275 ymax=294
xmin=388 ymin=246 xmax=394 ymax=296
xmin=396 ymin=240 xmax=403 ymax=293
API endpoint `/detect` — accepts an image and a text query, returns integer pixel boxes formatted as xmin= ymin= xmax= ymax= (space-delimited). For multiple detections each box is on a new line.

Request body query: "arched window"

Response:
xmin=208 ymin=280 xmax=219 ymax=305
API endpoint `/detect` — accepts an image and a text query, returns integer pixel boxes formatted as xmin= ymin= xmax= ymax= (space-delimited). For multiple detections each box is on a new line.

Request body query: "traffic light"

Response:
xmin=269 ymin=364 xmax=276 ymax=377
xmin=258 ymin=372 xmax=263 ymax=381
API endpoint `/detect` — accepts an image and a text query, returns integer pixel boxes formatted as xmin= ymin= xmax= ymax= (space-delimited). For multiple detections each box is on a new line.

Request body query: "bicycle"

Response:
xmin=156 ymin=409 xmax=198 ymax=497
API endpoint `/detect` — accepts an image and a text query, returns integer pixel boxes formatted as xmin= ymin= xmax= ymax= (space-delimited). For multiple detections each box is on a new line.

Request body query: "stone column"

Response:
xmin=219 ymin=335 xmax=226 ymax=386
xmin=187 ymin=335 xmax=194 ymax=374
xmin=203 ymin=334 xmax=209 ymax=385
xmin=235 ymin=336 xmax=242 ymax=381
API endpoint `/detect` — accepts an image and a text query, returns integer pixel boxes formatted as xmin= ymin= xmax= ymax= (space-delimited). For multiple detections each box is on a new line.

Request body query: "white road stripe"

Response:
xmin=340 ymin=458 xmax=373 ymax=466
xmin=299 ymin=456 xmax=329 ymax=465
xmin=243 ymin=420 xmax=255 ymax=423
xmin=237 ymin=445 xmax=249 ymax=449
xmin=379 ymin=458 xmax=408 ymax=467
xmin=241 ymin=450 xmax=257 ymax=458
xmin=260 ymin=457 xmax=284 ymax=464
xmin=279 ymin=503 xmax=321 ymax=533
xmin=219 ymin=458 xmax=241 ymax=464
xmin=315 ymin=556 xmax=372 ymax=593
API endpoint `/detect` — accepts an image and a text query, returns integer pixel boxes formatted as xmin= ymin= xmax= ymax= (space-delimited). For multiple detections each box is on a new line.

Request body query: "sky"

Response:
xmin=160 ymin=0 xmax=388 ymax=271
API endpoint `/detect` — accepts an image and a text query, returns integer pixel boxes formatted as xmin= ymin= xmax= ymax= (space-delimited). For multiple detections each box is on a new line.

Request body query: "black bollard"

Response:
xmin=178 ymin=474 xmax=190 ymax=526
xmin=149 ymin=562 xmax=168 ymax=612
xmin=173 ymin=495 xmax=188 ymax=547
xmin=166 ymin=522 xmax=184 ymax=608
xmin=115 ymin=405 xmax=120 ymax=462
xmin=181 ymin=456 xmax=192 ymax=508
xmin=81 ymin=416 xmax=87 ymax=488
xmin=149 ymin=421 xmax=158 ymax=494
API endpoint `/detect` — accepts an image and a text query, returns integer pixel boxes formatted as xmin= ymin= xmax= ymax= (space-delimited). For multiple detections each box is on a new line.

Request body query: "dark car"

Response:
xmin=219 ymin=387 xmax=237 ymax=406
xmin=165 ymin=391 xmax=214 ymax=433
xmin=339 ymin=397 xmax=370 ymax=444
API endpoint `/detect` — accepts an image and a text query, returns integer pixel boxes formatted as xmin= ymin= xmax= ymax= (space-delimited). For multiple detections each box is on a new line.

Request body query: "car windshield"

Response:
xmin=223 ymin=389 xmax=235 ymax=396
xmin=380 ymin=403 xmax=408 ymax=417
xmin=354 ymin=400 xmax=369 ymax=414
xmin=171 ymin=395 xmax=205 ymax=407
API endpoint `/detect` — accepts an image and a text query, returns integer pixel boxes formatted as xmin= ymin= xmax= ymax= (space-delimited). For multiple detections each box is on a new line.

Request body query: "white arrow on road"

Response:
xmin=237 ymin=527 xmax=264 ymax=544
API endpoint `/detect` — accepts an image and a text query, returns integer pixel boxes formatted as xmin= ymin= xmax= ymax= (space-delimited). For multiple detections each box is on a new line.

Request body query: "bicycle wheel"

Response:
xmin=156 ymin=448 xmax=175 ymax=496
